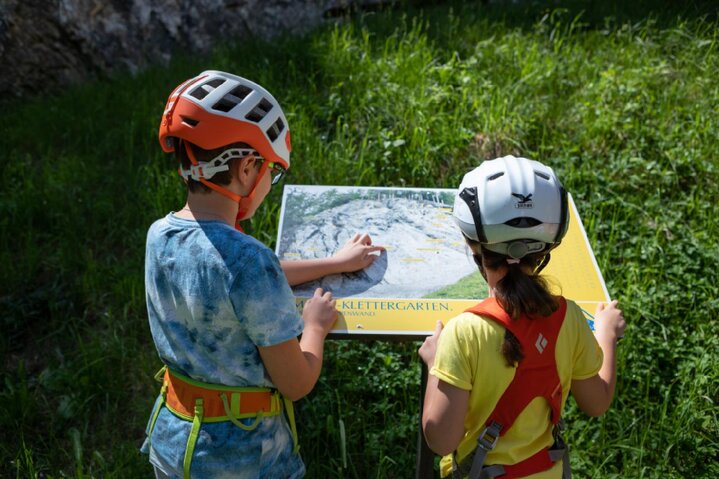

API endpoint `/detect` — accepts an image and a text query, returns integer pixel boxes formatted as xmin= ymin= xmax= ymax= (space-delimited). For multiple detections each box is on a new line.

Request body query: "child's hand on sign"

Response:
xmin=594 ymin=300 xmax=626 ymax=342
xmin=280 ymin=233 xmax=385 ymax=286
xmin=302 ymin=288 xmax=338 ymax=336
xmin=332 ymin=233 xmax=385 ymax=272
xmin=419 ymin=320 xmax=444 ymax=369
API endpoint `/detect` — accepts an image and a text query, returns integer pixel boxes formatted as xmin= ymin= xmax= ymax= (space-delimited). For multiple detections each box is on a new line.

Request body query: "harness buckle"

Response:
xmin=477 ymin=421 xmax=502 ymax=451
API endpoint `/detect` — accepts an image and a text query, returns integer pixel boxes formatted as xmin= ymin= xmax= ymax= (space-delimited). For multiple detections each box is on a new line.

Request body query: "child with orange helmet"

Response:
xmin=419 ymin=156 xmax=626 ymax=479
xmin=142 ymin=71 xmax=381 ymax=479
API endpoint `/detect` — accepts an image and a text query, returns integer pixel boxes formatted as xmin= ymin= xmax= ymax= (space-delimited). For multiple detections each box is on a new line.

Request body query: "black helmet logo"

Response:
xmin=512 ymin=193 xmax=533 ymax=209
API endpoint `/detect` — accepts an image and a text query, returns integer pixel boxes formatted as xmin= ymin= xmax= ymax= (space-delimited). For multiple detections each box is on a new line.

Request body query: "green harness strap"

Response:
xmin=146 ymin=370 xmax=168 ymax=449
xmin=220 ymin=392 xmax=265 ymax=431
xmin=217 ymin=392 xmax=298 ymax=453
xmin=183 ymin=399 xmax=204 ymax=479
xmin=283 ymin=396 xmax=299 ymax=453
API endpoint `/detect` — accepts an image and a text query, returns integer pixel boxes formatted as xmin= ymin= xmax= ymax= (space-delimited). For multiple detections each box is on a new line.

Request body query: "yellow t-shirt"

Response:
xmin=431 ymin=299 xmax=603 ymax=479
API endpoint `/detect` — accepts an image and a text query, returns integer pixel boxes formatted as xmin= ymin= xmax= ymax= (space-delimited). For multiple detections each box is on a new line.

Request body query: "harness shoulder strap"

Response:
xmin=466 ymin=297 xmax=567 ymax=429
xmin=454 ymin=297 xmax=569 ymax=479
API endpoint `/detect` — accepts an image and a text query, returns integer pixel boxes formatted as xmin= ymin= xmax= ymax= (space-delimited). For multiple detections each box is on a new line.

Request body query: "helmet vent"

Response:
xmin=505 ymin=217 xmax=541 ymax=228
xmin=189 ymin=79 xmax=225 ymax=100
xmin=488 ymin=172 xmax=505 ymax=181
xmin=245 ymin=98 xmax=273 ymax=122
xmin=211 ymin=84 xmax=254 ymax=113
xmin=534 ymin=171 xmax=550 ymax=180
xmin=180 ymin=116 xmax=199 ymax=127
xmin=212 ymin=97 xmax=238 ymax=112
xmin=266 ymin=118 xmax=285 ymax=142
xmin=229 ymin=84 xmax=252 ymax=101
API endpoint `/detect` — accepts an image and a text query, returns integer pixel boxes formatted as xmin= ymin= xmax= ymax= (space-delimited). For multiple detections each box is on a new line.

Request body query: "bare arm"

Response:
xmin=280 ymin=233 xmax=384 ymax=286
xmin=258 ymin=288 xmax=337 ymax=401
xmin=571 ymin=300 xmax=626 ymax=416
xmin=422 ymin=375 xmax=469 ymax=455
xmin=280 ymin=257 xmax=344 ymax=287
xmin=418 ymin=321 xmax=469 ymax=455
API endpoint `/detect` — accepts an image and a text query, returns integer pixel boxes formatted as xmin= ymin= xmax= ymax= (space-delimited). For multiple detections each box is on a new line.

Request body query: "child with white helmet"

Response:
xmin=142 ymin=71 xmax=382 ymax=479
xmin=419 ymin=155 xmax=626 ymax=479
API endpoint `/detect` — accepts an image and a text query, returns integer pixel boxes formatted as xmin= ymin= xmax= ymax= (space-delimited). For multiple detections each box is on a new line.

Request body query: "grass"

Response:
xmin=426 ymin=272 xmax=489 ymax=300
xmin=1 ymin=0 xmax=718 ymax=477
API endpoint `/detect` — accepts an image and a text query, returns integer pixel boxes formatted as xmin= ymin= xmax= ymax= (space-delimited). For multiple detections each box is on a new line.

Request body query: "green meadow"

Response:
xmin=1 ymin=0 xmax=717 ymax=477
xmin=426 ymin=272 xmax=489 ymax=300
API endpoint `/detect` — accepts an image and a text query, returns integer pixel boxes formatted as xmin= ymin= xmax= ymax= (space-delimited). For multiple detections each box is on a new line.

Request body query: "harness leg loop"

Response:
xmin=183 ymin=398 xmax=204 ymax=479
xmin=146 ymin=382 xmax=168 ymax=449
xmin=283 ymin=396 xmax=299 ymax=453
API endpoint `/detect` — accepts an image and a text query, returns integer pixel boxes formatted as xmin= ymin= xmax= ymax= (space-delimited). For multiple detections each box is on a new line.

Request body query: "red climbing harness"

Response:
xmin=452 ymin=297 xmax=571 ymax=479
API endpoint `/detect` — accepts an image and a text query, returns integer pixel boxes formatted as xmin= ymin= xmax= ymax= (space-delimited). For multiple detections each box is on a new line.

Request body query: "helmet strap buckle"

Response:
xmin=505 ymin=241 xmax=545 ymax=259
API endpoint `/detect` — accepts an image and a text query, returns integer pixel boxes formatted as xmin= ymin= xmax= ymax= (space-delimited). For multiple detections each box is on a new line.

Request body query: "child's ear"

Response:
xmin=234 ymin=155 xmax=258 ymax=184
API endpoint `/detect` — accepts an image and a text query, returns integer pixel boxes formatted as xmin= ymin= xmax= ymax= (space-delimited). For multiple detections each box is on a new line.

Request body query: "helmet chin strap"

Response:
xmin=183 ymin=141 xmax=269 ymax=231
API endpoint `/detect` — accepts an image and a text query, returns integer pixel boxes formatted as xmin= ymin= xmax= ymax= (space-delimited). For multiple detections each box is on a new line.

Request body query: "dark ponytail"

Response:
xmin=488 ymin=250 xmax=557 ymax=321
xmin=467 ymin=239 xmax=558 ymax=366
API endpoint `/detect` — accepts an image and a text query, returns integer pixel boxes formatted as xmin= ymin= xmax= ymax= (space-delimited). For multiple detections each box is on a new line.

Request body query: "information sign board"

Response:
xmin=276 ymin=185 xmax=609 ymax=339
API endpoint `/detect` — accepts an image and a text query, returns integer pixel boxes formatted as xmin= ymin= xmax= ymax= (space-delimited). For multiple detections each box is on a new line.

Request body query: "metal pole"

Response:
xmin=415 ymin=360 xmax=435 ymax=479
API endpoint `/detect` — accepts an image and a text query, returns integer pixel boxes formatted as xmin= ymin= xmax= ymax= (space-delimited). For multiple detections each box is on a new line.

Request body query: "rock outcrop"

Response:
xmin=277 ymin=186 xmax=479 ymax=299
xmin=0 ymin=0 xmax=392 ymax=98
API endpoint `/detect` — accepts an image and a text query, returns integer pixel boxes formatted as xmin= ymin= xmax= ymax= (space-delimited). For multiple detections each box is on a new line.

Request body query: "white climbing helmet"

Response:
xmin=452 ymin=155 xmax=569 ymax=259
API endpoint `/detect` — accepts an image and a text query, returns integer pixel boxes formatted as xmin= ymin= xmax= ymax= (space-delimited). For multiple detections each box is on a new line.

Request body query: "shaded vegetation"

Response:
xmin=1 ymin=0 xmax=718 ymax=477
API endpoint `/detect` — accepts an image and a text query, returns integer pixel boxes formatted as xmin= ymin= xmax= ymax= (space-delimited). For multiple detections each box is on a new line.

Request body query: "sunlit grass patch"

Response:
xmin=1 ymin=1 xmax=718 ymax=477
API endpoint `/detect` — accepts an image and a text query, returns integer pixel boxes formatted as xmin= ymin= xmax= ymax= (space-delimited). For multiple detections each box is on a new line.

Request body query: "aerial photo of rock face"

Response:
xmin=276 ymin=185 xmax=482 ymax=299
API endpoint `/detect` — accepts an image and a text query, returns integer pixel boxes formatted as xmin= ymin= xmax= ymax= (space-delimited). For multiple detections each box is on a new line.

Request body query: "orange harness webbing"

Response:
xmin=162 ymin=368 xmax=280 ymax=421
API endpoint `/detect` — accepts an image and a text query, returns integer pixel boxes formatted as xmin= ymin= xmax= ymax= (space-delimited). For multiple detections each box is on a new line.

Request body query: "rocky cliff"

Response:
xmin=277 ymin=186 xmax=480 ymax=299
xmin=0 ymin=0 xmax=391 ymax=98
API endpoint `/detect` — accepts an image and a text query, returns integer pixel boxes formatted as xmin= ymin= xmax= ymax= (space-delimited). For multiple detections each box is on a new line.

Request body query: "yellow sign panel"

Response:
xmin=277 ymin=186 xmax=608 ymax=339
xmin=541 ymin=196 xmax=610 ymax=325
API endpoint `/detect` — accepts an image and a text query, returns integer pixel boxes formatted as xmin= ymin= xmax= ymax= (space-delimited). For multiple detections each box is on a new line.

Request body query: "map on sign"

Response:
xmin=276 ymin=185 xmax=609 ymax=338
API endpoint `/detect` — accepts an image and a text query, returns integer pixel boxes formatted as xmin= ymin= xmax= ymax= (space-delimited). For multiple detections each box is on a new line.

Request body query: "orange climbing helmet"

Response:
xmin=158 ymin=70 xmax=291 ymax=169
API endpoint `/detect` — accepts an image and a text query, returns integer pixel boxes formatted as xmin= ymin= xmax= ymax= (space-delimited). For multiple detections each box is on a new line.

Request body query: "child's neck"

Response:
xmin=177 ymin=192 xmax=237 ymax=226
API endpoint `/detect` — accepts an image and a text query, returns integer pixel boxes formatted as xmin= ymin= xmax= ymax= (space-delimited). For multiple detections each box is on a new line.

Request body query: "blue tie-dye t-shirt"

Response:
xmin=141 ymin=213 xmax=305 ymax=479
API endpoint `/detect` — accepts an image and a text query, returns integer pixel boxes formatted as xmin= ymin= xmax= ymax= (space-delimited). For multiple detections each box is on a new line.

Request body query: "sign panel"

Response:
xmin=276 ymin=185 xmax=609 ymax=339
